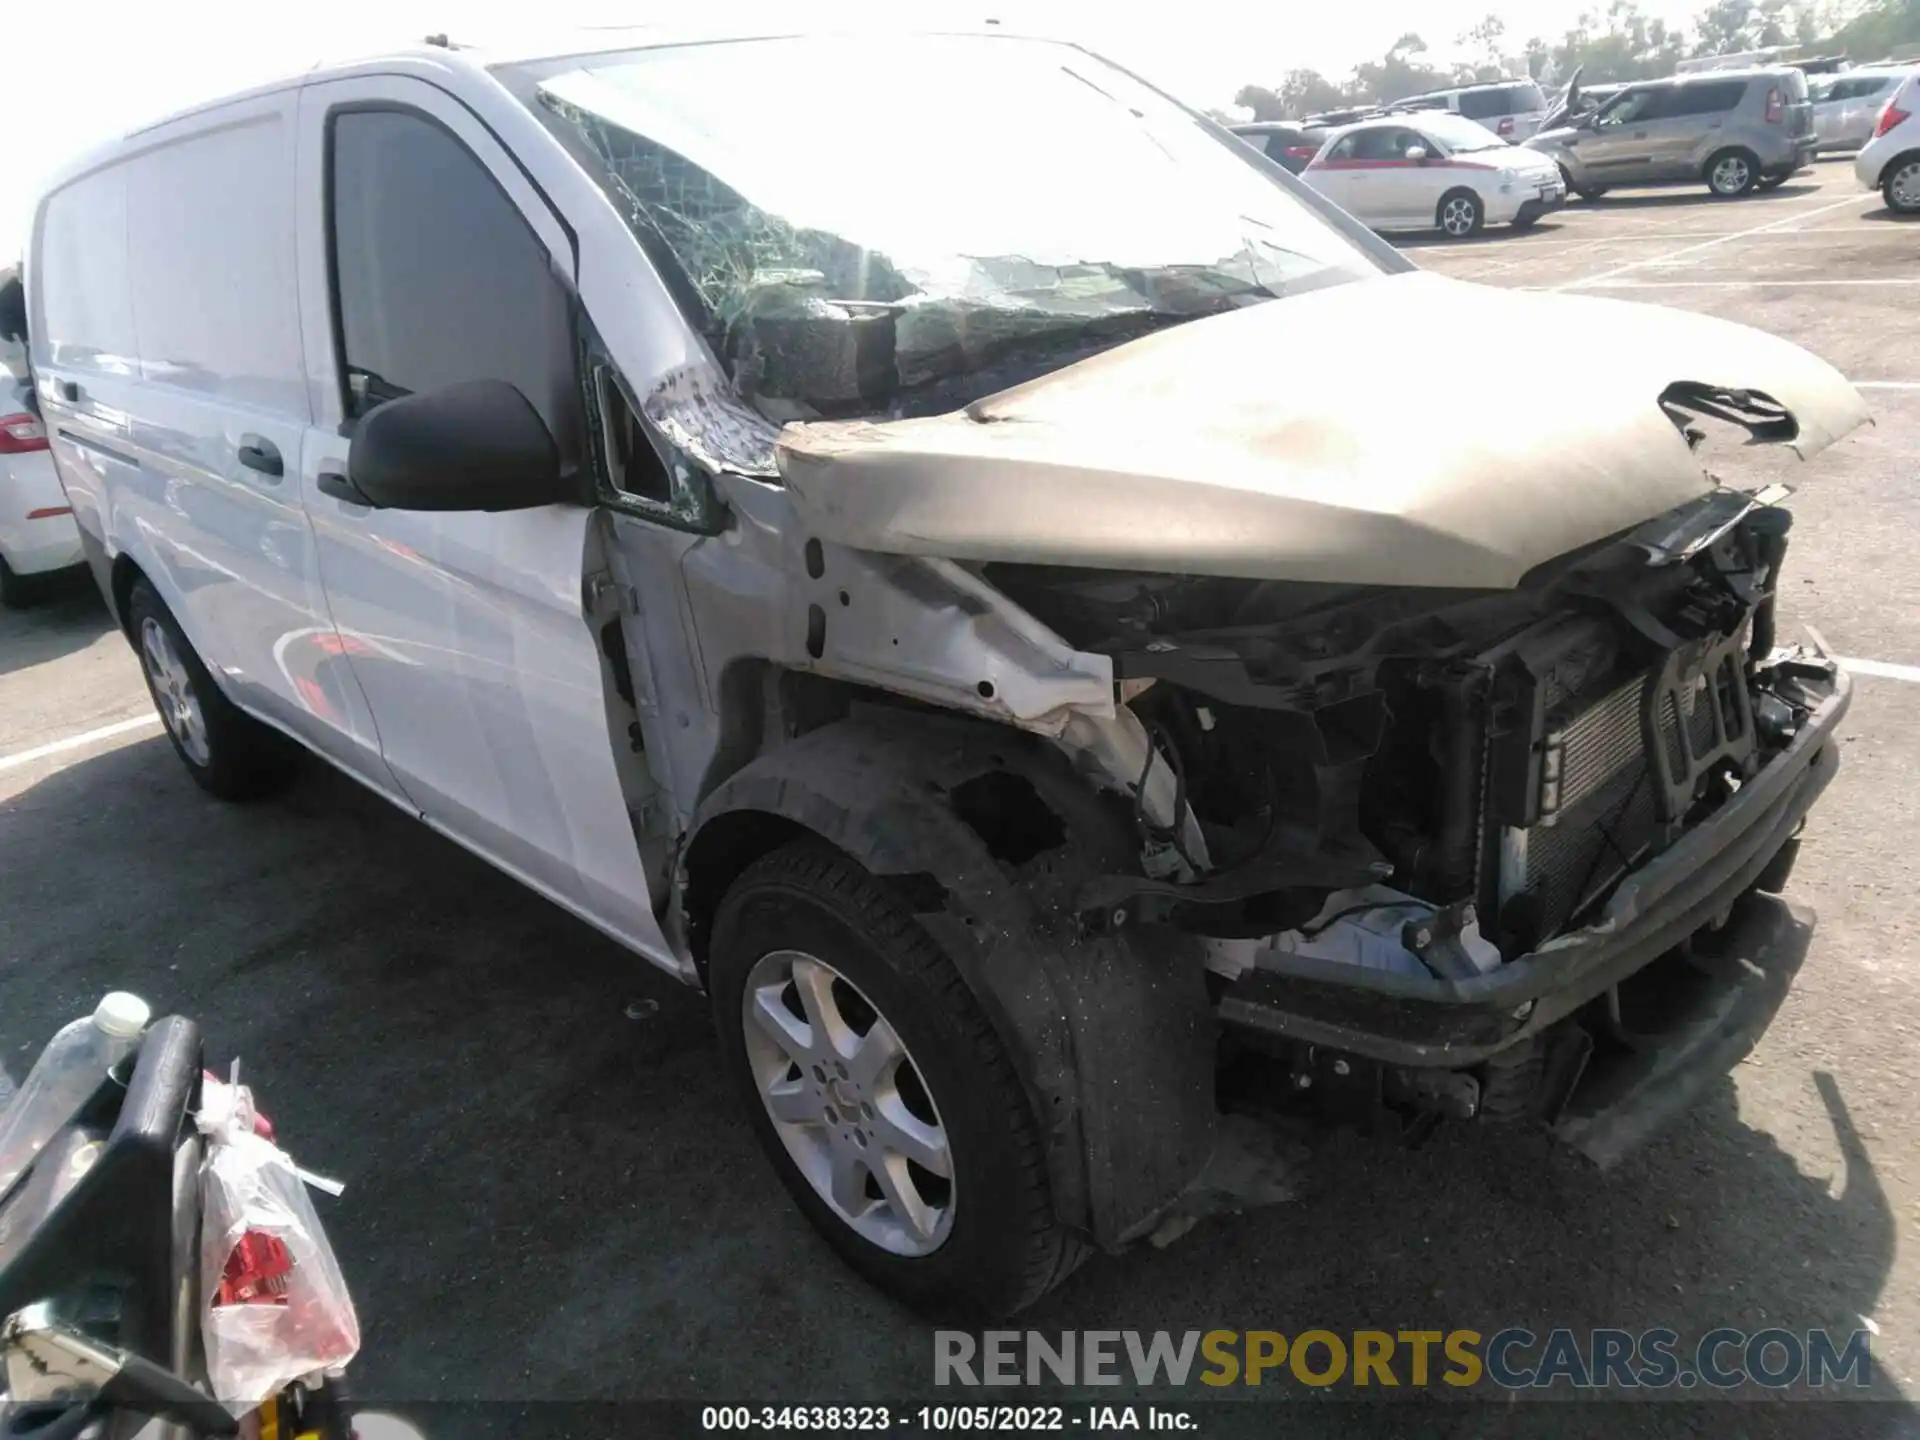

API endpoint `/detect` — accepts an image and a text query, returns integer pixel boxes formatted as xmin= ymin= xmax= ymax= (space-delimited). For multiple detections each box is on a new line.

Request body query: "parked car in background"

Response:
xmin=1528 ymin=67 xmax=1815 ymax=199
xmin=1853 ymin=69 xmax=1920 ymax=212
xmin=1392 ymin=80 xmax=1552 ymax=140
xmin=1813 ymin=68 xmax=1913 ymax=153
xmin=1303 ymin=112 xmax=1565 ymax=236
xmin=0 ymin=356 xmax=82 ymax=606
xmin=1229 ymin=121 xmax=1324 ymax=174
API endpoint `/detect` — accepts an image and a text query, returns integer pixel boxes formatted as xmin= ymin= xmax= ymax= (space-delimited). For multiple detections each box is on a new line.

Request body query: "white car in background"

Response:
xmin=1853 ymin=70 xmax=1920 ymax=214
xmin=1302 ymin=113 xmax=1567 ymax=238
xmin=0 ymin=357 xmax=82 ymax=606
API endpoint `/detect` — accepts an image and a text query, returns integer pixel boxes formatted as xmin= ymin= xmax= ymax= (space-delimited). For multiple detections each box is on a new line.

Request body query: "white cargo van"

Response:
xmin=26 ymin=26 xmax=1866 ymax=1314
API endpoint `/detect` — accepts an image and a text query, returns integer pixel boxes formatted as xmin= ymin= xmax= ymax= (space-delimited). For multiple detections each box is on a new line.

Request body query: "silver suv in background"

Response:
xmin=1528 ymin=67 xmax=1816 ymax=199
xmin=1398 ymin=80 xmax=1551 ymax=140
xmin=1812 ymin=68 xmax=1914 ymax=152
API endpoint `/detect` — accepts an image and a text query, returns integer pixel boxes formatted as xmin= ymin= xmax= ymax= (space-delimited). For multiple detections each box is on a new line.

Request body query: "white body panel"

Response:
xmin=1856 ymin=76 xmax=1920 ymax=192
xmin=288 ymin=72 xmax=671 ymax=962
xmin=0 ymin=447 xmax=83 ymax=575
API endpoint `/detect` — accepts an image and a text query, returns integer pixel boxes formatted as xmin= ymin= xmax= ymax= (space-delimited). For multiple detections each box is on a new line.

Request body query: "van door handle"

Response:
xmin=237 ymin=437 xmax=283 ymax=479
xmin=316 ymin=470 xmax=373 ymax=507
xmin=57 ymin=380 xmax=81 ymax=403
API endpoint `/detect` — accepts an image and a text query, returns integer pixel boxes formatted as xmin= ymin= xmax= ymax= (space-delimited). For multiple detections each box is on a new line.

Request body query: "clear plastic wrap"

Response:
xmin=198 ymin=1081 xmax=359 ymax=1407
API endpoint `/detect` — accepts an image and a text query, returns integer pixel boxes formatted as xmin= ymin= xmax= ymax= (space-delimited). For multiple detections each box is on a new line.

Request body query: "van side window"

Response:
xmin=328 ymin=109 xmax=579 ymax=457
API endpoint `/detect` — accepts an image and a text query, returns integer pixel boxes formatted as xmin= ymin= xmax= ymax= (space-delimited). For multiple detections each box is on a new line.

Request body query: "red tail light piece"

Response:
xmin=1876 ymin=105 xmax=1910 ymax=140
xmin=216 ymin=1231 xmax=294 ymax=1307
xmin=1766 ymin=87 xmax=1784 ymax=123
xmin=0 ymin=413 xmax=48 ymax=454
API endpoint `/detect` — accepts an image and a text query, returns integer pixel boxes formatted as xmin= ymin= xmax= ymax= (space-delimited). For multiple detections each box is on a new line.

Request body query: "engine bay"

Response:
xmin=989 ymin=488 xmax=1826 ymax=980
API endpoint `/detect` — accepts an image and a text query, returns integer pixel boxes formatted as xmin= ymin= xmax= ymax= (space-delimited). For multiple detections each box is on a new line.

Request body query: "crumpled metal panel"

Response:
xmin=776 ymin=272 xmax=1873 ymax=591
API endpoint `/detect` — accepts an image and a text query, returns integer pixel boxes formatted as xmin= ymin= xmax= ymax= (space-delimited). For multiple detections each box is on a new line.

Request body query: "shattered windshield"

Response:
xmin=520 ymin=34 xmax=1383 ymax=418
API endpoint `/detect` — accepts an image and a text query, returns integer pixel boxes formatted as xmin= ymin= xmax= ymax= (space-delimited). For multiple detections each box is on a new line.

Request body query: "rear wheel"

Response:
xmin=1573 ymin=184 xmax=1609 ymax=202
xmin=710 ymin=838 xmax=1084 ymax=1315
xmin=127 ymin=579 xmax=299 ymax=800
xmin=1437 ymin=189 xmax=1485 ymax=239
xmin=1884 ymin=156 xmax=1920 ymax=215
xmin=1706 ymin=147 xmax=1759 ymax=197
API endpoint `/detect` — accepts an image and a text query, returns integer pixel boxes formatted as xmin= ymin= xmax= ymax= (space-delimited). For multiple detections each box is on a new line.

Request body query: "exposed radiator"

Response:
xmin=1486 ymin=620 xmax=1748 ymax=950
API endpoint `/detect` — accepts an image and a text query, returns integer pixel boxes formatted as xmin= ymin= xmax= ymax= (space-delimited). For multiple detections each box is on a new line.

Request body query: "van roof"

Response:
xmin=33 ymin=23 xmax=1042 ymax=210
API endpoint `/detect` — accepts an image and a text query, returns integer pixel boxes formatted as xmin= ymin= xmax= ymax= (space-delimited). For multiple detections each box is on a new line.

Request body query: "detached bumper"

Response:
xmin=1552 ymin=892 xmax=1810 ymax=1167
xmin=1218 ymin=665 xmax=1849 ymax=1068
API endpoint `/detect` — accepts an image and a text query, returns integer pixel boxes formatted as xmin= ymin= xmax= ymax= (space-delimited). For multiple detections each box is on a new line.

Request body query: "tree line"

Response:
xmin=1231 ymin=0 xmax=1920 ymax=119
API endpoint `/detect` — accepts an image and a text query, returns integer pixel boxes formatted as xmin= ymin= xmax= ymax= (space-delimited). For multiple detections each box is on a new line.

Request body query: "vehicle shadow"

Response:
xmin=0 ymin=745 xmax=1910 ymax=1419
xmin=1396 ymin=220 xmax=1572 ymax=251
xmin=1862 ymin=206 xmax=1917 ymax=223
xmin=1583 ymin=183 xmax=1821 ymax=210
xmin=0 ymin=572 xmax=114 ymax=679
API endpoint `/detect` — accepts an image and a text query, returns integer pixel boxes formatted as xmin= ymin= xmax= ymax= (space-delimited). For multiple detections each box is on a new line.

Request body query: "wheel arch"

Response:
xmin=680 ymin=713 xmax=1219 ymax=1250
xmin=1876 ymin=147 xmax=1920 ymax=192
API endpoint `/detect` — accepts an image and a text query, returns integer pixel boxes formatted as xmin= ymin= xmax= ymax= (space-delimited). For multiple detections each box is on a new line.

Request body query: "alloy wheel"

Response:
xmin=741 ymin=949 xmax=955 ymax=1256
xmin=1891 ymin=160 xmax=1920 ymax=213
xmin=1441 ymin=197 xmax=1478 ymax=236
xmin=140 ymin=617 xmax=211 ymax=766
xmin=1711 ymin=155 xmax=1751 ymax=194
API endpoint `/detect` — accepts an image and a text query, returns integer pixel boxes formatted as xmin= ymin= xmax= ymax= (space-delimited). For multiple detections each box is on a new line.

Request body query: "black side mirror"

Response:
xmin=342 ymin=380 xmax=569 ymax=513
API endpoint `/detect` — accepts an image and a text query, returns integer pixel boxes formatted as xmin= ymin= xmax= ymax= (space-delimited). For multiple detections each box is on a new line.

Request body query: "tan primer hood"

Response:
xmin=775 ymin=272 xmax=1870 ymax=589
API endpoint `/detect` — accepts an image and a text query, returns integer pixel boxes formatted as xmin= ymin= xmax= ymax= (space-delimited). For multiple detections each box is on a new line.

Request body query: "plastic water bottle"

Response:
xmin=0 ymin=992 xmax=151 ymax=1197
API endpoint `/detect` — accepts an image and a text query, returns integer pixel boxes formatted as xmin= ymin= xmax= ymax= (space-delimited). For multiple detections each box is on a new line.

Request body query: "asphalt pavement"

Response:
xmin=2 ymin=161 xmax=1917 ymax=1436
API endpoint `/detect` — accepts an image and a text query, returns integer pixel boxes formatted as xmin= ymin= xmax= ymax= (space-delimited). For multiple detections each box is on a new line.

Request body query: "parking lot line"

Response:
xmin=1580 ymin=279 xmax=1920 ymax=289
xmin=1838 ymin=656 xmax=1920 ymax=684
xmin=1854 ymin=381 xmax=1920 ymax=390
xmin=0 ymin=713 xmax=162 ymax=773
xmin=1553 ymin=194 xmax=1867 ymax=291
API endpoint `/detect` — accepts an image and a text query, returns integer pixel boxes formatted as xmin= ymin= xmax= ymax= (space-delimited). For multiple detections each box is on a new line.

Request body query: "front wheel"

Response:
xmin=1437 ymin=189 xmax=1485 ymax=239
xmin=127 ymin=579 xmax=299 ymax=800
xmin=1884 ymin=156 xmax=1920 ymax=215
xmin=1706 ymin=148 xmax=1759 ymax=197
xmin=1755 ymin=172 xmax=1790 ymax=191
xmin=1573 ymin=184 xmax=1609 ymax=202
xmin=710 ymin=838 xmax=1084 ymax=1315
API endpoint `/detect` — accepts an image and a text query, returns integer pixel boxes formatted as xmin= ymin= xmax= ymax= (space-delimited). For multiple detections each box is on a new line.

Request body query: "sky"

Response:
xmin=4 ymin=0 xmax=1699 ymax=257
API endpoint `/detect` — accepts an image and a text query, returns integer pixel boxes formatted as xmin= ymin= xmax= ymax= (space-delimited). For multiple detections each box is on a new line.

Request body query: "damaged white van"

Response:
xmin=27 ymin=27 xmax=1866 ymax=1313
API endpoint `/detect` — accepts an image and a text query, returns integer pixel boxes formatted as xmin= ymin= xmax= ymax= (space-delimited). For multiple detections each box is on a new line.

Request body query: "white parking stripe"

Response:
xmin=1837 ymin=657 xmax=1920 ymax=685
xmin=1852 ymin=381 xmax=1920 ymax=390
xmin=1577 ymin=278 xmax=1920 ymax=288
xmin=0 ymin=713 xmax=163 ymax=773
xmin=1553 ymin=194 xmax=1867 ymax=290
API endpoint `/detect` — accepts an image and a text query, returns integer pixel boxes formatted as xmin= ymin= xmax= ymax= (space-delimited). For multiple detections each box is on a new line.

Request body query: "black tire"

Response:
xmin=1509 ymin=212 xmax=1541 ymax=232
xmin=0 ymin=553 xmax=32 ymax=608
xmin=1573 ymin=185 xmax=1609 ymax=202
xmin=1705 ymin=147 xmax=1760 ymax=197
xmin=126 ymin=578 xmax=299 ymax=800
xmin=1436 ymin=188 xmax=1484 ymax=239
xmin=710 ymin=837 xmax=1085 ymax=1315
xmin=1755 ymin=172 xmax=1790 ymax=191
xmin=1883 ymin=155 xmax=1920 ymax=216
